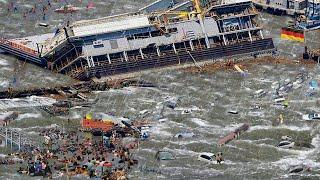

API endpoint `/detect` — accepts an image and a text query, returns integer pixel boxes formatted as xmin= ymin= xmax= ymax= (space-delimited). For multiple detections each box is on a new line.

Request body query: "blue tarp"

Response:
xmin=309 ymin=80 xmax=318 ymax=89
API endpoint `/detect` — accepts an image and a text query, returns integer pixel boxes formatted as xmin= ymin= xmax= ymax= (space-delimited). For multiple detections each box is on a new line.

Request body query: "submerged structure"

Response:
xmin=0 ymin=0 xmax=275 ymax=80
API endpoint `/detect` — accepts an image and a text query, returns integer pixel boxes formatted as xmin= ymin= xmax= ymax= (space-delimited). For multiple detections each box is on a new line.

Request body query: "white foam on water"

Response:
xmin=168 ymin=148 xmax=199 ymax=156
xmin=150 ymin=124 xmax=173 ymax=138
xmin=138 ymin=98 xmax=156 ymax=103
xmin=272 ymin=156 xmax=320 ymax=171
xmin=17 ymin=113 xmax=42 ymax=120
xmin=0 ymin=80 xmax=9 ymax=88
xmin=220 ymin=123 xmax=245 ymax=132
xmin=0 ymin=96 xmax=56 ymax=109
xmin=108 ymin=87 xmax=139 ymax=94
xmin=169 ymin=139 xmax=211 ymax=146
xmin=0 ymin=58 xmax=9 ymax=66
xmin=0 ymin=66 xmax=13 ymax=71
xmin=189 ymin=118 xmax=212 ymax=127
xmin=66 ymin=112 xmax=82 ymax=119
xmin=248 ymin=124 xmax=312 ymax=132
xmin=13 ymin=124 xmax=61 ymax=131
xmin=247 ymin=111 xmax=265 ymax=117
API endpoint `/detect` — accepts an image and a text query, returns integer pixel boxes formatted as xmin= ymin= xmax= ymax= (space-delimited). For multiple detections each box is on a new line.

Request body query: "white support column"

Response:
xmin=222 ymin=35 xmax=227 ymax=45
xmin=259 ymin=30 xmax=264 ymax=39
xmin=198 ymin=14 xmax=210 ymax=48
xmin=90 ymin=56 xmax=95 ymax=67
xmin=248 ymin=31 xmax=253 ymax=42
xmin=172 ymin=43 xmax=177 ymax=54
xmin=139 ymin=48 xmax=144 ymax=59
xmin=189 ymin=40 xmax=194 ymax=51
xmin=248 ymin=15 xmax=252 ymax=28
xmin=107 ymin=54 xmax=111 ymax=64
xmin=5 ymin=128 xmax=7 ymax=147
xmin=10 ymin=130 xmax=13 ymax=149
xmin=156 ymin=46 xmax=160 ymax=56
xmin=86 ymin=56 xmax=91 ymax=67
xmin=18 ymin=132 xmax=21 ymax=151
xmin=123 ymin=51 xmax=128 ymax=61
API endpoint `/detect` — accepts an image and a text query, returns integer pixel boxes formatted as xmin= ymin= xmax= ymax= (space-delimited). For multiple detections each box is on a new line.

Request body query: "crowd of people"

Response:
xmin=7 ymin=124 xmax=140 ymax=179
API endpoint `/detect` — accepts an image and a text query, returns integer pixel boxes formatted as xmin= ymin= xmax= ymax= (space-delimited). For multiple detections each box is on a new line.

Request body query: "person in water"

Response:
xmin=215 ymin=152 xmax=223 ymax=164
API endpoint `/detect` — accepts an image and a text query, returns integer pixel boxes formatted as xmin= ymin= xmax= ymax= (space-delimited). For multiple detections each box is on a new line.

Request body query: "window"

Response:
xmin=127 ymin=36 xmax=134 ymax=40
xmin=168 ymin=28 xmax=178 ymax=33
xmin=151 ymin=30 xmax=161 ymax=37
xmin=93 ymin=44 xmax=104 ymax=48
xmin=110 ymin=40 xmax=118 ymax=49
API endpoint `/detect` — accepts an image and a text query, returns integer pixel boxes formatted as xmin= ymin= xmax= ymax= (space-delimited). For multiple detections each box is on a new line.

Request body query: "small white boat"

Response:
xmin=302 ymin=113 xmax=320 ymax=121
xmin=227 ymin=110 xmax=238 ymax=114
xmin=197 ymin=152 xmax=223 ymax=164
xmin=38 ymin=23 xmax=49 ymax=27
xmin=254 ymin=89 xmax=266 ymax=98
xmin=174 ymin=131 xmax=195 ymax=138
xmin=274 ymin=97 xmax=286 ymax=103
xmin=277 ymin=141 xmax=294 ymax=149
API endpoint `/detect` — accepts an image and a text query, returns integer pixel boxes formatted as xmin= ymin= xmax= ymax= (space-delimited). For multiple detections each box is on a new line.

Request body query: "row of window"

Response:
xmin=93 ymin=28 xmax=178 ymax=49
xmin=127 ymin=28 xmax=178 ymax=40
xmin=93 ymin=40 xmax=118 ymax=49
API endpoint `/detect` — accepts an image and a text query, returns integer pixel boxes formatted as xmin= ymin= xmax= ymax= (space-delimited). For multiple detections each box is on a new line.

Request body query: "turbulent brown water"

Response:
xmin=1 ymin=0 xmax=320 ymax=179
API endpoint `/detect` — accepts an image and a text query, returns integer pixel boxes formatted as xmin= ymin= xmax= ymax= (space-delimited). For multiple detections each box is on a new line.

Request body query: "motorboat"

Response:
xmin=302 ymin=113 xmax=320 ymax=121
xmin=197 ymin=153 xmax=223 ymax=164
xmin=38 ymin=23 xmax=49 ymax=27
xmin=227 ymin=110 xmax=238 ymax=114
xmin=174 ymin=131 xmax=195 ymax=139
xmin=254 ymin=89 xmax=267 ymax=98
xmin=277 ymin=141 xmax=294 ymax=149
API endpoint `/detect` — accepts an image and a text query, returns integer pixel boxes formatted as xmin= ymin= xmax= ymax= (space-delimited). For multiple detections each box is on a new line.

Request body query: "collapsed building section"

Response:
xmin=0 ymin=0 xmax=275 ymax=81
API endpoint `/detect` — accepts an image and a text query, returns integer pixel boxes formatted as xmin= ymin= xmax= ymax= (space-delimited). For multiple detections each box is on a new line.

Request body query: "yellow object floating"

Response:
xmin=234 ymin=64 xmax=244 ymax=73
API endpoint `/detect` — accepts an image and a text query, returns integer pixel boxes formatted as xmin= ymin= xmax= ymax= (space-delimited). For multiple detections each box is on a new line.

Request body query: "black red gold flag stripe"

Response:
xmin=281 ymin=27 xmax=304 ymax=42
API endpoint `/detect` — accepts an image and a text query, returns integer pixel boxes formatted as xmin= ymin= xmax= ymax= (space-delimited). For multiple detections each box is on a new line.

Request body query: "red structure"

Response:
xmin=81 ymin=119 xmax=114 ymax=132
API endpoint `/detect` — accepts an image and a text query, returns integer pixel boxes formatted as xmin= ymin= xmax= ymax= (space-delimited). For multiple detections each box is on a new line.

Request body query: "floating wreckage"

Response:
xmin=0 ymin=0 xmax=275 ymax=81
xmin=218 ymin=123 xmax=249 ymax=146
xmin=54 ymin=4 xmax=81 ymax=14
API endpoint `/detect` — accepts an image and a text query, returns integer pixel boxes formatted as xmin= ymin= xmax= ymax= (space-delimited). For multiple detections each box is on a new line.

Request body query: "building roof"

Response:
xmin=72 ymin=15 xmax=151 ymax=37
xmin=10 ymin=33 xmax=55 ymax=51
xmin=223 ymin=0 xmax=251 ymax=4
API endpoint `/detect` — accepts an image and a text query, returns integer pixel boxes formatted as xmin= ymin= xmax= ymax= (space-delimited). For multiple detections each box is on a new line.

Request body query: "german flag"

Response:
xmin=281 ymin=27 xmax=304 ymax=42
